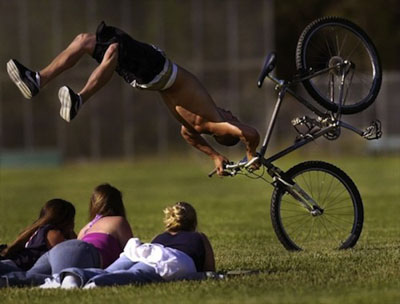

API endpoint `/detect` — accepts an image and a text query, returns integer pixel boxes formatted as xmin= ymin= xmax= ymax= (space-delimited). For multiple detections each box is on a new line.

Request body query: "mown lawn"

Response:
xmin=0 ymin=154 xmax=399 ymax=304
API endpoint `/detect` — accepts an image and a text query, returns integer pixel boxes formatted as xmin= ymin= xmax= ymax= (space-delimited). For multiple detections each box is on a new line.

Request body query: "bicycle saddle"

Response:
xmin=257 ymin=52 xmax=277 ymax=88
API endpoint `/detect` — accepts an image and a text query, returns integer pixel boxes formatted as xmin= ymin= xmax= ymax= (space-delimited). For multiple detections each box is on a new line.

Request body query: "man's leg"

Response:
xmin=7 ymin=33 xmax=96 ymax=99
xmin=58 ymin=42 xmax=119 ymax=122
xmin=39 ymin=33 xmax=96 ymax=87
xmin=78 ymin=42 xmax=119 ymax=102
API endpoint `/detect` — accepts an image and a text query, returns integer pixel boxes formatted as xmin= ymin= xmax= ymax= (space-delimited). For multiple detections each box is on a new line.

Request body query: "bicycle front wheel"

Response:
xmin=296 ymin=17 xmax=382 ymax=114
xmin=270 ymin=161 xmax=363 ymax=251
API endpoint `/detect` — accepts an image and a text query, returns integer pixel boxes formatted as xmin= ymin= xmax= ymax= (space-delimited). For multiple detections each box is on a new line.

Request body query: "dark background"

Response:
xmin=0 ymin=0 xmax=398 ymax=163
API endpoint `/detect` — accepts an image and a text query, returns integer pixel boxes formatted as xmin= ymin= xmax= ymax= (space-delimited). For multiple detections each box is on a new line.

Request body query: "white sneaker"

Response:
xmin=7 ymin=59 xmax=40 ymax=99
xmin=61 ymin=274 xmax=81 ymax=289
xmin=58 ymin=86 xmax=82 ymax=122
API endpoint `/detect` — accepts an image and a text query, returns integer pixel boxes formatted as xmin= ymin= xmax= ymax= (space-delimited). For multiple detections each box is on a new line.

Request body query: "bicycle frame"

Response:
xmin=257 ymin=62 xmax=379 ymax=169
xmin=210 ymin=53 xmax=380 ymax=214
xmin=250 ymin=61 xmax=381 ymax=213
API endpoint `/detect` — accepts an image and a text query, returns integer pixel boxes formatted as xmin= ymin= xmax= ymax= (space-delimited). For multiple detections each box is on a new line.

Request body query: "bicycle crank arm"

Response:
xmin=340 ymin=120 xmax=382 ymax=140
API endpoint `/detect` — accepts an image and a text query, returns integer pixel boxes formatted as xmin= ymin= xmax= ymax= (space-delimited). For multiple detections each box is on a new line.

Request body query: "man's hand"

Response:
xmin=213 ymin=154 xmax=230 ymax=176
xmin=246 ymin=153 xmax=261 ymax=171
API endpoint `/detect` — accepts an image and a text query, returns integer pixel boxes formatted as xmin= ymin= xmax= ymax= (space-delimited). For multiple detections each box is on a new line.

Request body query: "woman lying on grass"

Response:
xmin=1 ymin=184 xmax=133 ymax=287
xmin=44 ymin=201 xmax=215 ymax=288
xmin=0 ymin=199 xmax=76 ymax=275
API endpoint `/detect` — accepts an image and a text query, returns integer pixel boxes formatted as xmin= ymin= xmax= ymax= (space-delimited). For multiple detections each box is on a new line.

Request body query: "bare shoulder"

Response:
xmin=101 ymin=216 xmax=129 ymax=225
xmin=101 ymin=216 xmax=132 ymax=232
xmin=104 ymin=216 xmax=133 ymax=247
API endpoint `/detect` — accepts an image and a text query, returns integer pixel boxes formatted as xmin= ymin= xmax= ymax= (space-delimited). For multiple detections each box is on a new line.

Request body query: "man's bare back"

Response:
xmin=160 ymin=66 xmax=223 ymax=133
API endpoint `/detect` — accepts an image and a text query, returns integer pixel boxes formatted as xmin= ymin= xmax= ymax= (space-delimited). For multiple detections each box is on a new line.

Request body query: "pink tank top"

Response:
xmin=81 ymin=215 xmax=123 ymax=268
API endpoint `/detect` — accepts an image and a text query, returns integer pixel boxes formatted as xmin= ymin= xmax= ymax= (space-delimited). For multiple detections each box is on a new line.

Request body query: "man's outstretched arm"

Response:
xmin=209 ymin=121 xmax=260 ymax=162
xmin=180 ymin=126 xmax=229 ymax=176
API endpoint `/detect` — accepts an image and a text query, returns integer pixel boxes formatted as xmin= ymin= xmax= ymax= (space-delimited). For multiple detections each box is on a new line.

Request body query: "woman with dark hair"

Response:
xmin=51 ymin=201 xmax=215 ymax=289
xmin=0 ymin=199 xmax=76 ymax=274
xmin=1 ymin=183 xmax=133 ymax=287
xmin=77 ymin=183 xmax=131 ymax=268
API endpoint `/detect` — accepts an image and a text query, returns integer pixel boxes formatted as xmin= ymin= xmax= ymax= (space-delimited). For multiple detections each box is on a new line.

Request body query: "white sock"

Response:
xmin=61 ymin=274 xmax=81 ymax=289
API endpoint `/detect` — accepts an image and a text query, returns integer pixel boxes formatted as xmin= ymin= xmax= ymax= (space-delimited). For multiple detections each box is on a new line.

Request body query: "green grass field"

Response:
xmin=0 ymin=155 xmax=399 ymax=304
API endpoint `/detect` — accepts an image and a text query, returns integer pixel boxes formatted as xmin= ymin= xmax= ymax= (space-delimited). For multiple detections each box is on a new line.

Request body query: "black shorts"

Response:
xmin=92 ymin=21 xmax=177 ymax=90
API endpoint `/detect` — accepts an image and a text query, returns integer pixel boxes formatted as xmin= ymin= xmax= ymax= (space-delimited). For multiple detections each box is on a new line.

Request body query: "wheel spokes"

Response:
xmin=279 ymin=169 xmax=356 ymax=249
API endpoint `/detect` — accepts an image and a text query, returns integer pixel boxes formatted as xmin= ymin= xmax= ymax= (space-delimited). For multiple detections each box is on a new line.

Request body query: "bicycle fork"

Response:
xmin=270 ymin=167 xmax=324 ymax=216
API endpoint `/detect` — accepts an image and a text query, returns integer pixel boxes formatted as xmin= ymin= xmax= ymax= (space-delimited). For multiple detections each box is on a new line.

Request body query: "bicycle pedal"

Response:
xmin=291 ymin=117 xmax=303 ymax=126
xmin=363 ymin=120 xmax=382 ymax=140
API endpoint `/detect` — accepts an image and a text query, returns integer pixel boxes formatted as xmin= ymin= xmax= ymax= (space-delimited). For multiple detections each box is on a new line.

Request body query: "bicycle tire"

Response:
xmin=270 ymin=161 xmax=363 ymax=251
xmin=296 ymin=17 xmax=382 ymax=114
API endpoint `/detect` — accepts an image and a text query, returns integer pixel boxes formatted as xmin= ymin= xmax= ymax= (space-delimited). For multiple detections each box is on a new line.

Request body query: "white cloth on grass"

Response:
xmin=121 ymin=238 xmax=196 ymax=280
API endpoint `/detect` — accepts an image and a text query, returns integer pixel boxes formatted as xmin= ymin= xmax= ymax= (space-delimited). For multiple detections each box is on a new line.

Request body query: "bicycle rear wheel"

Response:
xmin=270 ymin=161 xmax=363 ymax=251
xmin=296 ymin=17 xmax=382 ymax=114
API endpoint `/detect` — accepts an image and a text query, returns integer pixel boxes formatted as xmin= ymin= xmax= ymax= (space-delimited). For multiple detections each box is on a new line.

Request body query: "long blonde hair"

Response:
xmin=163 ymin=202 xmax=197 ymax=233
xmin=1 ymin=199 xmax=75 ymax=258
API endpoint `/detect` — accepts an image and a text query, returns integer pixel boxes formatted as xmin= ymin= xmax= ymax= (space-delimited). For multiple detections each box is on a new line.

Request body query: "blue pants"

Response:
xmin=60 ymin=255 xmax=164 ymax=287
xmin=3 ymin=239 xmax=100 ymax=287
xmin=0 ymin=260 xmax=20 ymax=275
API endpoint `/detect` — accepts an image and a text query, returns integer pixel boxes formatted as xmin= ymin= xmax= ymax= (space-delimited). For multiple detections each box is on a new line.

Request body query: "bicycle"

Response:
xmin=209 ymin=17 xmax=382 ymax=251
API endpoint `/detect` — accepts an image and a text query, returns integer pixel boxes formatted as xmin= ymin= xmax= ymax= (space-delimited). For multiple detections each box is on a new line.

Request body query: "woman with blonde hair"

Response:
xmin=1 ymin=183 xmax=133 ymax=287
xmin=54 ymin=201 xmax=215 ymax=288
xmin=0 ymin=199 xmax=76 ymax=274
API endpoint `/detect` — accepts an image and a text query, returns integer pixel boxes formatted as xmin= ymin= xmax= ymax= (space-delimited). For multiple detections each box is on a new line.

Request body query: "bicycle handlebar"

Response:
xmin=208 ymin=156 xmax=260 ymax=177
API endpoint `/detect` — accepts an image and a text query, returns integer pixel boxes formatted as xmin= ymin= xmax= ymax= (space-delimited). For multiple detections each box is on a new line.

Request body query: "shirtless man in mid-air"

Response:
xmin=7 ymin=21 xmax=260 ymax=176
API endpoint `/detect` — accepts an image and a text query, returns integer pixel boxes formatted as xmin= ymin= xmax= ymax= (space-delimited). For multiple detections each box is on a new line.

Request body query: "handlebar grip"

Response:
xmin=208 ymin=168 xmax=217 ymax=178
